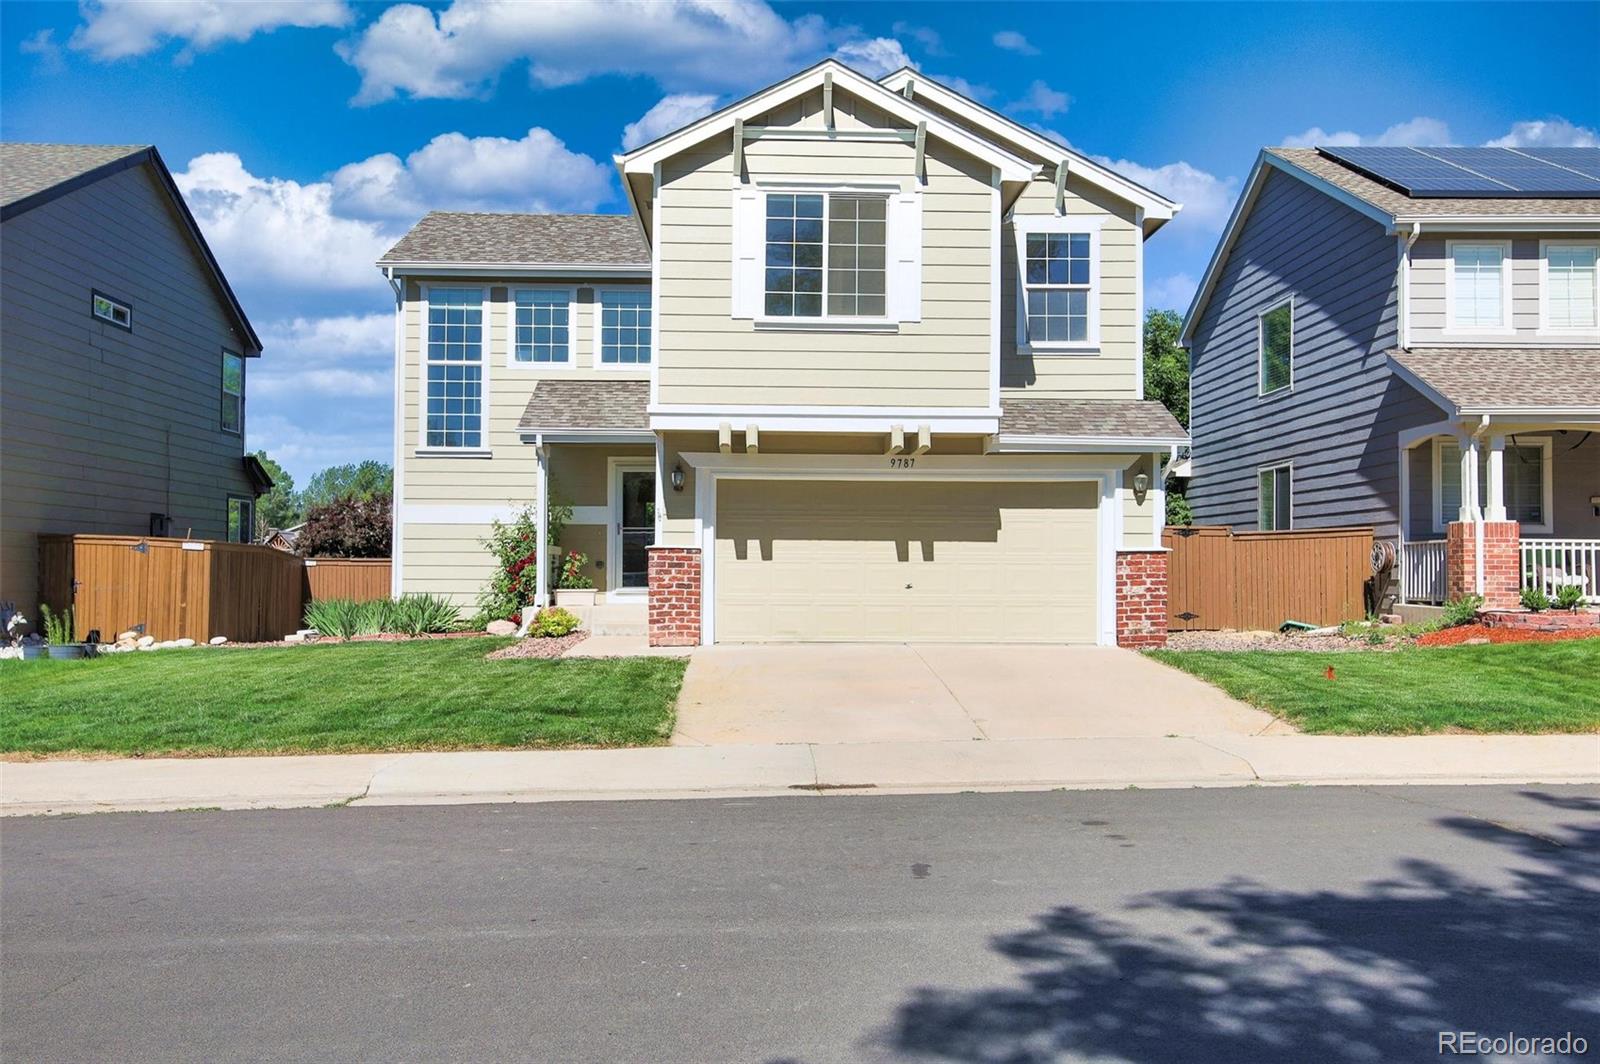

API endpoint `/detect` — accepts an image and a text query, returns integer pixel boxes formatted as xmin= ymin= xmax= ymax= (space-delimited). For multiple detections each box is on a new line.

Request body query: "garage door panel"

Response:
xmin=715 ymin=479 xmax=1100 ymax=643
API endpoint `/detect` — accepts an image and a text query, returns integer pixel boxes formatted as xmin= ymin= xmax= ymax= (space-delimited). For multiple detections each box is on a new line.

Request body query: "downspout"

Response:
xmin=1472 ymin=414 xmax=1490 ymax=596
xmin=1397 ymin=223 xmax=1421 ymax=349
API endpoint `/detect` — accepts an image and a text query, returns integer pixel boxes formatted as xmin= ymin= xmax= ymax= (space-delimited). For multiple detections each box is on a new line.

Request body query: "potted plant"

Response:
xmin=554 ymin=550 xmax=597 ymax=607
xmin=3 ymin=603 xmax=44 ymax=660
xmin=40 ymin=604 xmax=93 ymax=659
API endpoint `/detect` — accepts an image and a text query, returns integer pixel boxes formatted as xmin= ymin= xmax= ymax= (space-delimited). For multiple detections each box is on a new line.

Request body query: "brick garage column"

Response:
xmin=1115 ymin=549 xmax=1169 ymax=649
xmin=647 ymin=546 xmax=702 ymax=647
xmin=1445 ymin=520 xmax=1521 ymax=609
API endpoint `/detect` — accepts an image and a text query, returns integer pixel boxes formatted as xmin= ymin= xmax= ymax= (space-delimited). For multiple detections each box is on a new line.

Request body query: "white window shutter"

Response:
xmin=888 ymin=190 xmax=923 ymax=322
xmin=730 ymin=186 xmax=762 ymax=319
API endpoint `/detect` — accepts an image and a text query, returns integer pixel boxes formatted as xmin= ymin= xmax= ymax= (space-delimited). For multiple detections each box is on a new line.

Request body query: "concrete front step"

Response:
xmin=565 ymin=601 xmax=648 ymax=636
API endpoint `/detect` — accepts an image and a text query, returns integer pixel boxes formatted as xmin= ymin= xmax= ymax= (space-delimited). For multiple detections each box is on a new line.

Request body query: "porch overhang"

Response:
xmin=517 ymin=379 xmax=652 ymax=444
xmin=1389 ymin=347 xmax=1600 ymax=424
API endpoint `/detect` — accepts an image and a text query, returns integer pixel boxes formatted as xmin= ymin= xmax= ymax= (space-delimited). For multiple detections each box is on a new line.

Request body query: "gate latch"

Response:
xmin=131 ymin=541 xmax=149 ymax=554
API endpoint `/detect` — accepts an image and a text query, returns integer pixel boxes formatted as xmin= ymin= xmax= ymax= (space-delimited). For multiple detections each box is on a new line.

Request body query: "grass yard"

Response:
xmin=0 ymin=638 xmax=687 ymax=758
xmin=1149 ymin=641 xmax=1600 ymax=734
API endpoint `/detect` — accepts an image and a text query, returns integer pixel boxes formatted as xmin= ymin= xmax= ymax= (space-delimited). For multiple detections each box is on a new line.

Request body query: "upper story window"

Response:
xmin=91 ymin=290 xmax=132 ymax=330
xmin=598 ymin=289 xmax=651 ymax=365
xmin=1542 ymin=242 xmax=1597 ymax=331
xmin=764 ymin=192 xmax=888 ymax=319
xmin=425 ymin=288 xmax=484 ymax=449
xmin=1257 ymin=298 xmax=1293 ymax=396
xmin=513 ymin=289 xmax=571 ymax=364
xmin=1257 ymin=462 xmax=1292 ymax=531
xmin=220 ymin=350 xmax=243 ymax=434
xmin=1448 ymin=241 xmax=1510 ymax=331
xmin=1014 ymin=217 xmax=1099 ymax=351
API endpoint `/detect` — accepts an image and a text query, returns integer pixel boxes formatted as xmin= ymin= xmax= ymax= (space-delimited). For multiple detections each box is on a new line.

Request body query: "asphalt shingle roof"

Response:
xmin=1390 ymin=347 xmax=1600 ymax=414
xmin=1000 ymin=399 xmax=1188 ymax=441
xmin=518 ymin=380 xmax=650 ymax=432
xmin=1 ymin=142 xmax=148 ymax=209
xmin=1267 ymin=148 xmax=1600 ymax=219
xmin=380 ymin=211 xmax=649 ymax=267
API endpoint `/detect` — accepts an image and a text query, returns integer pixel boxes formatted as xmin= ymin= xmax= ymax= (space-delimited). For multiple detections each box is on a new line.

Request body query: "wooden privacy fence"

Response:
xmin=38 ymin=536 xmax=392 ymax=643
xmin=1162 ymin=525 xmax=1373 ymax=631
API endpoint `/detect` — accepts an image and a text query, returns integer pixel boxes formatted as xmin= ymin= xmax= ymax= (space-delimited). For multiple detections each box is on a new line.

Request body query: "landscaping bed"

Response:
xmin=1416 ymin=623 xmax=1600 ymax=647
xmin=0 ymin=636 xmax=683 ymax=759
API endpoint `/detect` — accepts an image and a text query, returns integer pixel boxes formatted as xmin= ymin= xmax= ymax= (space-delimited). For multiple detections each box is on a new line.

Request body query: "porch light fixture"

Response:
xmin=1133 ymin=472 xmax=1150 ymax=501
xmin=671 ymin=463 xmax=686 ymax=492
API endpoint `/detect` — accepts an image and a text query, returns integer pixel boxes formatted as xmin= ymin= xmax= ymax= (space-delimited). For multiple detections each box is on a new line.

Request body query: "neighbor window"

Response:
xmin=1258 ymin=299 xmax=1293 ymax=395
xmin=425 ymin=288 xmax=484 ymax=449
xmin=1450 ymin=243 xmax=1508 ymax=329
xmin=226 ymin=496 xmax=254 ymax=543
xmin=1258 ymin=463 xmax=1292 ymax=531
xmin=513 ymin=289 xmax=570 ymax=363
xmin=1436 ymin=438 xmax=1548 ymax=530
xmin=1543 ymin=243 xmax=1597 ymax=330
xmin=764 ymin=192 xmax=888 ymax=318
xmin=220 ymin=350 xmax=243 ymax=434
xmin=91 ymin=290 xmax=131 ymax=329
xmin=598 ymin=290 xmax=651 ymax=365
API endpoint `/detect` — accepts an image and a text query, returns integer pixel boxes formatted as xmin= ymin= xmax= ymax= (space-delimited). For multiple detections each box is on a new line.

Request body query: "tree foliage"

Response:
xmin=250 ymin=450 xmax=300 ymax=538
xmin=301 ymin=461 xmax=393 ymax=509
xmin=294 ymin=496 xmax=392 ymax=558
xmin=1142 ymin=309 xmax=1188 ymax=429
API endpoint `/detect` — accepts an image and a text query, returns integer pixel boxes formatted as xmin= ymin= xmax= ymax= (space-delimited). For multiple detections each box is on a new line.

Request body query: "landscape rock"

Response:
xmin=485 ymin=619 xmax=518 ymax=636
xmin=117 ymin=630 xmax=140 ymax=642
xmin=173 ymin=638 xmax=196 ymax=648
xmin=1462 ymin=637 xmax=1492 ymax=646
xmin=136 ymin=635 xmax=155 ymax=649
xmin=209 ymin=636 xmax=228 ymax=645
xmin=284 ymin=632 xmax=306 ymax=643
xmin=296 ymin=628 xmax=319 ymax=639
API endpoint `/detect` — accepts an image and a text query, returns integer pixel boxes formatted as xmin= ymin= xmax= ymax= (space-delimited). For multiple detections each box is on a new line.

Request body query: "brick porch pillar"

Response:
xmin=1444 ymin=520 xmax=1520 ymax=609
xmin=647 ymin=546 xmax=701 ymax=646
xmin=1115 ymin=549 xmax=1169 ymax=648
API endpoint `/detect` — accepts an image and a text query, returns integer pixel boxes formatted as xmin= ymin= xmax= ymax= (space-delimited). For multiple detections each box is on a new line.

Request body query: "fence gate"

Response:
xmin=1161 ymin=525 xmax=1373 ymax=631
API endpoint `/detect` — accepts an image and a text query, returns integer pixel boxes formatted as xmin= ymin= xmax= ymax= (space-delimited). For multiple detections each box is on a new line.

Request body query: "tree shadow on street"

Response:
xmin=882 ymin=792 xmax=1599 ymax=1063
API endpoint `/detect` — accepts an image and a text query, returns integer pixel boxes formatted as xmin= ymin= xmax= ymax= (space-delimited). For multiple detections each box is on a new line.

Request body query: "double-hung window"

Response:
xmin=1542 ymin=242 xmax=1598 ymax=331
xmin=1257 ymin=463 xmax=1292 ymax=531
xmin=1014 ymin=218 xmax=1100 ymax=350
xmin=764 ymin=192 xmax=888 ymax=319
xmin=598 ymin=290 xmax=651 ymax=365
xmin=1258 ymin=298 xmax=1293 ymax=395
xmin=1448 ymin=242 xmax=1510 ymax=331
xmin=513 ymin=289 xmax=570 ymax=364
xmin=425 ymin=288 xmax=484 ymax=449
xmin=220 ymin=350 xmax=243 ymax=434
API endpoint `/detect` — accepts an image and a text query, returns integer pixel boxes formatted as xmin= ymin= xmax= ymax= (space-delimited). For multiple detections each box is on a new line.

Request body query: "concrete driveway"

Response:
xmin=670 ymin=644 xmax=1284 ymax=746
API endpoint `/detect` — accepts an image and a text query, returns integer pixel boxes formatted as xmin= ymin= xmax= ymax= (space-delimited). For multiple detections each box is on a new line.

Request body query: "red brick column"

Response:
xmin=647 ymin=546 xmax=701 ymax=647
xmin=1116 ymin=549 xmax=1169 ymax=649
xmin=1445 ymin=520 xmax=1520 ymax=609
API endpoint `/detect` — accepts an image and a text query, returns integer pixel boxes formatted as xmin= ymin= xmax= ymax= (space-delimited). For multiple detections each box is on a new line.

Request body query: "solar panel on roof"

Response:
xmin=1517 ymin=147 xmax=1600 ymax=181
xmin=1317 ymin=145 xmax=1600 ymax=198
xmin=1425 ymin=147 xmax=1600 ymax=193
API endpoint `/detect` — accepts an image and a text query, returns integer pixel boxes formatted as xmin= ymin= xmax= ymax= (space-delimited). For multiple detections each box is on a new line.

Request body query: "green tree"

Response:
xmin=1142 ymin=309 xmax=1193 ymax=525
xmin=250 ymin=450 xmax=300 ymax=538
xmin=301 ymin=460 xmax=393 ymax=509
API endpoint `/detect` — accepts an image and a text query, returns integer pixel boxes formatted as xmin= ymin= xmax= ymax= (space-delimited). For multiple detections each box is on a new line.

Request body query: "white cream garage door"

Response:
xmin=714 ymin=479 xmax=1099 ymax=643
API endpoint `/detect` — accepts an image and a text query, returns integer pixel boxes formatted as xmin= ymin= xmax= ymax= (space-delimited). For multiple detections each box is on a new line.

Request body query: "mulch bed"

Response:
xmin=1416 ymin=623 xmax=1600 ymax=647
xmin=483 ymin=631 xmax=590 ymax=660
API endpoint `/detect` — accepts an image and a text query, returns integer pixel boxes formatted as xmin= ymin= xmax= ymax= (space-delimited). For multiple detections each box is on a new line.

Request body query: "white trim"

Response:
xmin=1012 ymin=215 xmax=1103 ymax=354
xmin=397 ymin=502 xmax=522 ymax=525
xmin=505 ymin=285 xmax=578 ymax=370
xmin=1256 ymin=460 xmax=1293 ymax=531
xmin=1442 ymin=239 xmax=1515 ymax=336
xmin=381 ymin=262 xmax=649 ymax=278
xmin=989 ymin=170 xmax=1002 ymax=411
xmin=567 ymin=506 xmax=609 ymax=526
xmin=388 ymin=270 xmax=406 ymax=597
xmin=649 ymin=406 xmax=1000 ymax=435
xmin=419 ymin=283 xmax=490 ymax=452
xmin=1397 ymin=216 xmax=1600 ymax=232
xmin=535 ymin=446 xmax=550 ymax=608
xmin=1256 ymin=295 xmax=1295 ymax=397
xmin=607 ymin=457 xmax=656 ymax=597
xmin=1537 ymin=238 xmax=1600 ymax=336
xmin=742 ymin=186 xmax=901 ymax=328
xmin=650 ymin=161 xmax=662 ymax=407
xmin=1432 ymin=435 xmax=1553 ymax=534
xmin=993 ymin=434 xmax=1188 ymax=452
xmin=1149 ymin=450 xmax=1165 ymax=544
xmin=517 ymin=429 xmax=655 ymax=444
xmin=412 ymin=447 xmax=493 ymax=459
xmin=1135 ymin=207 xmax=1146 ymax=398
xmin=593 ymin=286 xmax=653 ymax=371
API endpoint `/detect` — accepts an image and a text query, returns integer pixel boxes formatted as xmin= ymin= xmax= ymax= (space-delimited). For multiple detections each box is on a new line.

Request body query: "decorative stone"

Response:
xmin=118 ymin=630 xmax=140 ymax=643
xmin=284 ymin=632 xmax=306 ymax=643
xmin=138 ymin=642 xmax=157 ymax=651
xmin=296 ymin=628 xmax=319 ymax=638
xmin=1462 ymin=637 xmax=1492 ymax=645
xmin=1379 ymin=614 xmax=1403 ymax=625
xmin=485 ymin=619 xmax=518 ymax=636
xmin=209 ymin=636 xmax=228 ymax=645
xmin=136 ymin=635 xmax=155 ymax=648
xmin=173 ymin=638 xmax=196 ymax=648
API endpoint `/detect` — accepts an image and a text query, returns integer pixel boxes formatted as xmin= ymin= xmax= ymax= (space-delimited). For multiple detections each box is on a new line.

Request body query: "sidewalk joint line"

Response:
xmin=908 ymin=643 xmax=990 ymax=741
xmin=1190 ymin=737 xmax=1261 ymax=781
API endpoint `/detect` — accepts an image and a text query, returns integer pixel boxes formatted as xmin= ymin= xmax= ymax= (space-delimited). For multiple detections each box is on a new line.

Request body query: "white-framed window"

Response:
xmin=1540 ymin=240 xmax=1598 ymax=332
xmin=1446 ymin=240 xmax=1513 ymax=332
xmin=91 ymin=290 xmax=132 ymax=330
xmin=1257 ymin=461 xmax=1292 ymax=531
xmin=1257 ymin=297 xmax=1293 ymax=396
xmin=226 ymin=495 xmax=254 ymax=543
xmin=220 ymin=349 xmax=243 ymax=435
xmin=1433 ymin=437 xmax=1552 ymax=533
xmin=1014 ymin=216 xmax=1101 ymax=351
xmin=761 ymin=191 xmax=889 ymax=319
xmin=424 ymin=287 xmax=485 ymax=449
xmin=512 ymin=288 xmax=573 ymax=365
xmin=596 ymin=289 xmax=651 ymax=366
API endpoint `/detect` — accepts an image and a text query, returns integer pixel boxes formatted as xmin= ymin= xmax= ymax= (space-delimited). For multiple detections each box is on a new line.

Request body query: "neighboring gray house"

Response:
xmin=1 ymin=143 xmax=269 ymax=615
xmin=1184 ymin=146 xmax=1599 ymax=609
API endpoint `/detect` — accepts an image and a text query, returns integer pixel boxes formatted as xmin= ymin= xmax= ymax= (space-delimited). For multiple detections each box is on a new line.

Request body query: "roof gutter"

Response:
xmin=378 ymin=261 xmax=650 ymax=277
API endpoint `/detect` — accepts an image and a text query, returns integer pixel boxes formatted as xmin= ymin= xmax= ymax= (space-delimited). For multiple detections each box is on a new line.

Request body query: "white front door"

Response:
xmin=610 ymin=461 xmax=656 ymax=596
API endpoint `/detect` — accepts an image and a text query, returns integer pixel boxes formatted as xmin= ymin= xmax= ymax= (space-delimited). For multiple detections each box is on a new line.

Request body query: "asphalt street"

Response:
xmin=3 ymin=785 xmax=1596 ymax=1063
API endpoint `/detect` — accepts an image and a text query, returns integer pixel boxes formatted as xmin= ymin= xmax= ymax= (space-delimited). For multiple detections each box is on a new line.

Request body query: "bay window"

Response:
xmin=1014 ymin=218 xmax=1100 ymax=350
xmin=424 ymin=288 xmax=484 ymax=449
xmin=1542 ymin=242 xmax=1598 ymax=331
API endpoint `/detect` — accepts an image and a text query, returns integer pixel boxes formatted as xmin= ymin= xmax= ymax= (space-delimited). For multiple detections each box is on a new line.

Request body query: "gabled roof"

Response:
xmin=1 ymin=142 xmax=262 ymax=354
xmin=379 ymin=211 xmax=649 ymax=270
xmin=1389 ymin=348 xmax=1600 ymax=418
xmin=617 ymin=59 xmax=1038 ymax=184
xmin=877 ymin=69 xmax=1179 ymax=228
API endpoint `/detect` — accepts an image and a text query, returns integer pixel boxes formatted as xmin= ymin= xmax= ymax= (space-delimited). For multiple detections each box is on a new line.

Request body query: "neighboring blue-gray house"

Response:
xmin=1183 ymin=146 xmax=1600 ymax=608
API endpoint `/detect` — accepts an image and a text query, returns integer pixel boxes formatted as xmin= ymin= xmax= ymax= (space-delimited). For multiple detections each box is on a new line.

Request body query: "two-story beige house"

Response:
xmin=380 ymin=62 xmax=1185 ymax=647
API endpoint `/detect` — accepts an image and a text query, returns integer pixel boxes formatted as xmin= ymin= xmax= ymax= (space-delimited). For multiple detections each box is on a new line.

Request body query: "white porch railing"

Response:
xmin=1401 ymin=539 xmax=1449 ymax=605
xmin=1522 ymin=540 xmax=1600 ymax=603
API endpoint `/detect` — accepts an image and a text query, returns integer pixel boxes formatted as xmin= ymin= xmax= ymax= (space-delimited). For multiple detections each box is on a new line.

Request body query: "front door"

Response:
xmin=612 ymin=463 xmax=656 ymax=595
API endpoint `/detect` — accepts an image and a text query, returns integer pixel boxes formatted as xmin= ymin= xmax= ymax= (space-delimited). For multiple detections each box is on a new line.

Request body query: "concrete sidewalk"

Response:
xmin=4 ymin=734 xmax=1597 ymax=815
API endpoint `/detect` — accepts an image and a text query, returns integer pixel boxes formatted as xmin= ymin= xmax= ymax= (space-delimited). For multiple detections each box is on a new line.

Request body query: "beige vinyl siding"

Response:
xmin=654 ymin=88 xmax=996 ymax=410
xmin=0 ymin=163 xmax=256 ymax=614
xmin=1002 ymin=176 xmax=1142 ymax=399
xmin=1409 ymin=232 xmax=1600 ymax=346
xmin=1119 ymin=453 xmax=1158 ymax=547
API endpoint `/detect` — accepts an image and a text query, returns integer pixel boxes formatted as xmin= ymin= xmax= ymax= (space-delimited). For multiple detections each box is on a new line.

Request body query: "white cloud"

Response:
xmin=891 ymin=20 xmax=943 ymax=57
xmin=992 ymin=30 xmax=1039 ymax=56
xmin=832 ymin=37 xmax=916 ymax=79
xmin=19 ymin=28 xmax=64 ymax=72
xmin=1280 ymin=116 xmax=1454 ymax=148
xmin=1486 ymin=118 xmax=1599 ymax=148
xmin=71 ymin=0 xmax=351 ymax=61
xmin=1037 ymin=128 xmax=1238 ymax=245
xmin=247 ymin=410 xmax=391 ymax=483
xmin=622 ymin=94 xmax=721 ymax=151
xmin=253 ymin=314 xmax=393 ymax=400
xmin=925 ymin=73 xmax=995 ymax=103
xmin=1007 ymin=80 xmax=1070 ymax=119
xmin=1147 ymin=272 xmax=1199 ymax=312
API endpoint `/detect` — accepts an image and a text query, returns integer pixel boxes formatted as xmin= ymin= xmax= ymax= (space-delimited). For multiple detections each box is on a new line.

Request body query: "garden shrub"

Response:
xmin=1554 ymin=584 xmax=1587 ymax=611
xmin=529 ymin=607 xmax=581 ymax=638
xmin=557 ymin=550 xmax=594 ymax=590
xmin=1439 ymin=593 xmax=1484 ymax=628
xmin=1519 ymin=586 xmax=1550 ymax=612
xmin=295 ymin=496 xmax=392 ymax=558
xmin=474 ymin=501 xmax=571 ymax=624
xmin=390 ymin=594 xmax=461 ymax=635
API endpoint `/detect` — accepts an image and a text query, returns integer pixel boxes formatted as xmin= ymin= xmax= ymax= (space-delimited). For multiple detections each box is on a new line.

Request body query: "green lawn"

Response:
xmin=1149 ymin=641 xmax=1600 ymax=734
xmin=1 ymin=638 xmax=687 ymax=758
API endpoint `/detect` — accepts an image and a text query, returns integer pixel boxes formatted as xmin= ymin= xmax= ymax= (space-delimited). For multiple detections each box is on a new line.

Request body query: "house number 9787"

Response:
xmin=889 ymin=457 xmax=916 ymax=469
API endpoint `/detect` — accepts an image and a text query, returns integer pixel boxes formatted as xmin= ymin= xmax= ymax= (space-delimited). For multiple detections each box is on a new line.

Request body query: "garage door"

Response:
xmin=714 ymin=479 xmax=1100 ymax=643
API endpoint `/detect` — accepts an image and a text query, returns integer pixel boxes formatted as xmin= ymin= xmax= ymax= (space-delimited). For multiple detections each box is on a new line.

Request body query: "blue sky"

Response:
xmin=5 ymin=0 xmax=1597 ymax=483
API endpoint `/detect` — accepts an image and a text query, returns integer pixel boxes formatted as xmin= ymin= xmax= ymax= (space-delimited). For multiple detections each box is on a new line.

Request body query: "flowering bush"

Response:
xmin=474 ymin=500 xmax=570 ymax=624
xmin=529 ymin=607 xmax=581 ymax=638
xmin=558 ymin=550 xmax=594 ymax=590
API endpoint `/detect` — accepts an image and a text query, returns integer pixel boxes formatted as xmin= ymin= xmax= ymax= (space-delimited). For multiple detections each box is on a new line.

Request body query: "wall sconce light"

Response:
xmin=671 ymin=463 xmax=686 ymax=492
xmin=1133 ymin=472 xmax=1150 ymax=501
